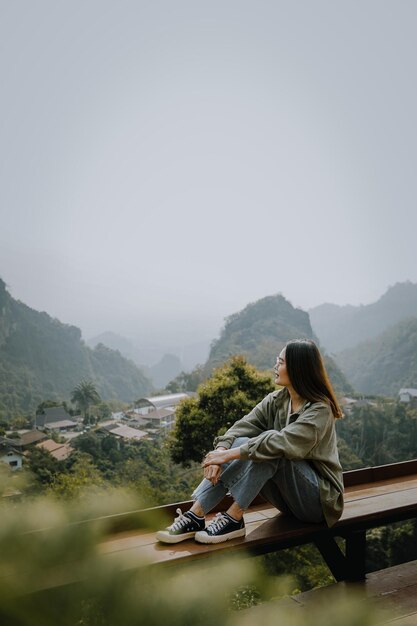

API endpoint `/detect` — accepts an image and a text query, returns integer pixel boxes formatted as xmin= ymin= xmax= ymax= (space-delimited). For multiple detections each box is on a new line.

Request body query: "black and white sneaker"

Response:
xmin=156 ymin=508 xmax=205 ymax=544
xmin=194 ymin=512 xmax=245 ymax=544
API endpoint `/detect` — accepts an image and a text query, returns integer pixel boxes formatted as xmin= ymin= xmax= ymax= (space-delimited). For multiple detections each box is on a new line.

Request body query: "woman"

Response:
xmin=156 ymin=339 xmax=344 ymax=545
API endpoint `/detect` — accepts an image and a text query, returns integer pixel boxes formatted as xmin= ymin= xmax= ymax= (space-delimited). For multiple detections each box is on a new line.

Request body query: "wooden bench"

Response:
xmin=100 ymin=459 xmax=417 ymax=582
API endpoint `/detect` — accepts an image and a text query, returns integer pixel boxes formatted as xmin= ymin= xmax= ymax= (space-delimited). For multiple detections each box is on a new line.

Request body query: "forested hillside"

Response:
xmin=310 ymin=282 xmax=417 ymax=353
xmin=206 ymin=294 xmax=352 ymax=393
xmin=0 ymin=279 xmax=152 ymax=417
xmin=335 ymin=317 xmax=417 ymax=396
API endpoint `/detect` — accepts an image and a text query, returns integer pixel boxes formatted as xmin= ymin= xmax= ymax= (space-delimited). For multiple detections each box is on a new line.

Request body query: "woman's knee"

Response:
xmin=230 ymin=437 xmax=250 ymax=449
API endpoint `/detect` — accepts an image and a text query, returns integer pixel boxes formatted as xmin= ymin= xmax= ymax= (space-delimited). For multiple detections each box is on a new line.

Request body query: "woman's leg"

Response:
xmin=192 ymin=437 xmax=279 ymax=515
xmin=193 ymin=436 xmax=323 ymax=523
xmin=260 ymin=458 xmax=324 ymax=523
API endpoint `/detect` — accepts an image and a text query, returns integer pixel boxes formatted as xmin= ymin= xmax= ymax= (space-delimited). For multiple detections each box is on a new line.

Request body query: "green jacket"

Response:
xmin=214 ymin=387 xmax=344 ymax=527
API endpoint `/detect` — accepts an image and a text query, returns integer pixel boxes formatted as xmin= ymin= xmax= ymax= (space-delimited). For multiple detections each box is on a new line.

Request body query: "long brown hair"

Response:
xmin=285 ymin=339 xmax=342 ymax=419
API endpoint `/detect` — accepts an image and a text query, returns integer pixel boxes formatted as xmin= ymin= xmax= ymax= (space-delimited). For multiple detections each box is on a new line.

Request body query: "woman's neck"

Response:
xmin=287 ymin=387 xmax=305 ymax=413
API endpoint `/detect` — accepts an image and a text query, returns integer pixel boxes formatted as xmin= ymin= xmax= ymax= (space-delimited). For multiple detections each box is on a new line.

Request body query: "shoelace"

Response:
xmin=170 ymin=508 xmax=192 ymax=531
xmin=207 ymin=513 xmax=229 ymax=534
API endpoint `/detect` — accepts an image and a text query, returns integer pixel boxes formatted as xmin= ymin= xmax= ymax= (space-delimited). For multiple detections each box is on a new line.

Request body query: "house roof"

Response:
xmin=136 ymin=393 xmax=188 ymax=410
xmin=0 ymin=441 xmax=23 ymax=456
xmin=18 ymin=430 xmax=48 ymax=446
xmin=36 ymin=439 xmax=64 ymax=453
xmin=44 ymin=420 xmax=78 ymax=429
xmin=399 ymin=388 xmax=417 ymax=397
xmin=138 ymin=408 xmax=175 ymax=421
xmin=36 ymin=406 xmax=72 ymax=426
xmin=107 ymin=425 xmax=147 ymax=441
xmin=36 ymin=439 xmax=72 ymax=461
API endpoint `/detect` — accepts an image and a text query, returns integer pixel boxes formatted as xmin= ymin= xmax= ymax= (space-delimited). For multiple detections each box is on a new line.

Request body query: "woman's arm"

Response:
xmin=213 ymin=393 xmax=275 ymax=450
xmin=203 ymin=447 xmax=241 ymax=467
xmin=239 ymin=403 xmax=330 ymax=462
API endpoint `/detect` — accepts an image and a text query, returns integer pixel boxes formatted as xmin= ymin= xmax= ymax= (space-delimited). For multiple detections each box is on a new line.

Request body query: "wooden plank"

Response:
xmin=276 ymin=560 xmax=417 ymax=620
xmin=343 ymin=460 xmax=417 ymax=487
xmin=345 ymin=475 xmax=417 ymax=498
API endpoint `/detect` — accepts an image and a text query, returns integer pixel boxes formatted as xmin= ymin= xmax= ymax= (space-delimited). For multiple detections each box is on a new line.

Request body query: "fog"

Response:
xmin=1 ymin=1 xmax=417 ymax=352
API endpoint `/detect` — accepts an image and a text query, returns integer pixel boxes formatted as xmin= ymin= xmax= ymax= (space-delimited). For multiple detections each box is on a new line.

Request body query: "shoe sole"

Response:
xmin=194 ymin=528 xmax=246 ymax=544
xmin=155 ymin=530 xmax=197 ymax=544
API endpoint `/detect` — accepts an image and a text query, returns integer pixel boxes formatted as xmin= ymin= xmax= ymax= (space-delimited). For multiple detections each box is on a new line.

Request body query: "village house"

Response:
xmin=35 ymin=439 xmax=72 ymax=461
xmin=0 ymin=438 xmax=24 ymax=471
xmin=10 ymin=429 xmax=48 ymax=451
xmin=99 ymin=423 xmax=148 ymax=442
xmin=35 ymin=406 xmax=79 ymax=429
xmin=128 ymin=393 xmax=192 ymax=434
xmin=133 ymin=393 xmax=189 ymax=415
xmin=399 ymin=388 xmax=417 ymax=406
xmin=44 ymin=419 xmax=78 ymax=433
xmin=131 ymin=407 xmax=176 ymax=431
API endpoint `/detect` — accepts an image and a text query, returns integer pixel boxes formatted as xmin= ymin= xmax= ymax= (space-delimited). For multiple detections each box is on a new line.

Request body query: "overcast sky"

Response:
xmin=1 ymin=1 xmax=417 ymax=345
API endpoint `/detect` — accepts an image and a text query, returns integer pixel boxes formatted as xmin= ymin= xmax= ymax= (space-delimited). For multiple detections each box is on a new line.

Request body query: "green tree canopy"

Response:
xmin=71 ymin=380 xmax=101 ymax=422
xmin=169 ymin=356 xmax=274 ymax=466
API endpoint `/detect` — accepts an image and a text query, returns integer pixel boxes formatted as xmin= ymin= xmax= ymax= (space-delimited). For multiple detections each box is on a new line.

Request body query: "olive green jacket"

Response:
xmin=214 ymin=387 xmax=344 ymax=527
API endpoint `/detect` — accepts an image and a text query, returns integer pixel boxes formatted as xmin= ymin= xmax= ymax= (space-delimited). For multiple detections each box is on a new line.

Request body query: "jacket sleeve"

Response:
xmin=213 ymin=393 xmax=273 ymax=450
xmin=239 ymin=403 xmax=331 ymax=462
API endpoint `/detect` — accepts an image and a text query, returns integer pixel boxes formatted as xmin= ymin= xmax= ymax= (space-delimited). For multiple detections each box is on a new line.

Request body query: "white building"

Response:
xmin=399 ymin=388 xmax=417 ymax=404
xmin=0 ymin=440 xmax=23 ymax=471
xmin=134 ymin=393 xmax=189 ymax=416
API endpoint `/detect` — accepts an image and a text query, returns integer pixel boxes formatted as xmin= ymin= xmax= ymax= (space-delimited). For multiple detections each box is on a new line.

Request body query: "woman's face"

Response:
xmin=275 ymin=348 xmax=291 ymax=387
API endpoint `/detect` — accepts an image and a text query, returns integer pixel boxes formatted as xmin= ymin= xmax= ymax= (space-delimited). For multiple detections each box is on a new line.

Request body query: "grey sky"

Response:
xmin=1 ymin=1 xmax=417 ymax=345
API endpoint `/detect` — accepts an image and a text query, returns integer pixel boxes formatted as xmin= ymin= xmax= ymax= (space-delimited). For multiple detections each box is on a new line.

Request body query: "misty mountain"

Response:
xmin=310 ymin=282 xmax=417 ymax=353
xmin=149 ymin=353 xmax=182 ymax=389
xmin=206 ymin=294 xmax=352 ymax=393
xmin=0 ymin=279 xmax=152 ymax=418
xmin=87 ymin=332 xmax=210 ymax=374
xmin=335 ymin=317 xmax=417 ymax=396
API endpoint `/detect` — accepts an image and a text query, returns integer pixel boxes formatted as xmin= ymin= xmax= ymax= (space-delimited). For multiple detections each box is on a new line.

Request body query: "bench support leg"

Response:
xmin=345 ymin=530 xmax=367 ymax=581
xmin=314 ymin=536 xmax=349 ymax=582
xmin=315 ymin=530 xmax=367 ymax=582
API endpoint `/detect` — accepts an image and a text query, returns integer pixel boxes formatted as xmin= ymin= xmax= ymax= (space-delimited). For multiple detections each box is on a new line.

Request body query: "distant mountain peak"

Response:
xmin=310 ymin=281 xmax=417 ymax=353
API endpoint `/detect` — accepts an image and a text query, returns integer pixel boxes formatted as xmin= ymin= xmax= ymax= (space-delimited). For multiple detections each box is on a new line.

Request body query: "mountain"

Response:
xmin=87 ymin=331 xmax=140 ymax=361
xmin=0 ymin=279 xmax=152 ymax=418
xmin=149 ymin=353 xmax=182 ymax=389
xmin=310 ymin=282 xmax=417 ymax=353
xmin=206 ymin=294 xmax=352 ymax=393
xmin=87 ymin=332 xmax=211 ymax=374
xmin=335 ymin=317 xmax=417 ymax=396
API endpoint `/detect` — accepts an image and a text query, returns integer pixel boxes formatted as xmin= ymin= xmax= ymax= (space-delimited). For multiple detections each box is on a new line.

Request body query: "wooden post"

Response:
xmin=345 ymin=530 xmax=367 ymax=581
xmin=314 ymin=535 xmax=349 ymax=582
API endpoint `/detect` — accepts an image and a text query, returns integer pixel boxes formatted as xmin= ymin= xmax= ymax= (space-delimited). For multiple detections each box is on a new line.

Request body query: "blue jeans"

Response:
xmin=192 ymin=437 xmax=324 ymax=523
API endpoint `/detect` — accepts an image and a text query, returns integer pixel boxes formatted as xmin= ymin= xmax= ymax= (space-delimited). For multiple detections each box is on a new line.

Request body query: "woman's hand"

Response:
xmin=204 ymin=464 xmax=222 ymax=485
xmin=203 ymin=447 xmax=241 ymax=467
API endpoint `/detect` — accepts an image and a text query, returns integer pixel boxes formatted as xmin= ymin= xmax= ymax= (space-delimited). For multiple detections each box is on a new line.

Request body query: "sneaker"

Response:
xmin=156 ymin=508 xmax=205 ymax=544
xmin=194 ymin=512 xmax=246 ymax=544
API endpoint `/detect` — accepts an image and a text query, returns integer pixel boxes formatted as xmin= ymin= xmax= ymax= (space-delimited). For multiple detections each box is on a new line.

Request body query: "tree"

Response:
xmin=71 ymin=380 xmax=101 ymax=424
xmin=26 ymin=447 xmax=61 ymax=487
xmin=9 ymin=415 xmax=30 ymax=430
xmin=169 ymin=356 xmax=274 ymax=466
xmin=47 ymin=452 xmax=104 ymax=499
xmin=91 ymin=401 xmax=112 ymax=422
